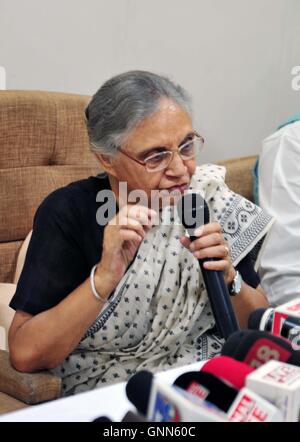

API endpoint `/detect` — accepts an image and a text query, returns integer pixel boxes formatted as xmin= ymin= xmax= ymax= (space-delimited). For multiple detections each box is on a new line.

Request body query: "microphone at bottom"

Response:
xmin=126 ymin=370 xmax=228 ymax=422
xmin=173 ymin=361 xmax=281 ymax=422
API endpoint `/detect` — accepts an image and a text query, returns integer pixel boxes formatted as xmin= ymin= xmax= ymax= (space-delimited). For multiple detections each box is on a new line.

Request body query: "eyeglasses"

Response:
xmin=118 ymin=132 xmax=204 ymax=172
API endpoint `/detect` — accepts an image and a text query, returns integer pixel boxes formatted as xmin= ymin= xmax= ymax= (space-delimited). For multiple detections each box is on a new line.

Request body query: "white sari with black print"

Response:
xmin=51 ymin=164 xmax=273 ymax=396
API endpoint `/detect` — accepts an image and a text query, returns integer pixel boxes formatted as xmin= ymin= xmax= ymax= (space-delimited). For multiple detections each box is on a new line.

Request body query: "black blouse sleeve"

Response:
xmin=9 ymin=188 xmax=89 ymax=316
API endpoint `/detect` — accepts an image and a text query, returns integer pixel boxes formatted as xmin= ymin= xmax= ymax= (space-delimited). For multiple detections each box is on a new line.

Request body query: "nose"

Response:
xmin=165 ymin=151 xmax=187 ymax=176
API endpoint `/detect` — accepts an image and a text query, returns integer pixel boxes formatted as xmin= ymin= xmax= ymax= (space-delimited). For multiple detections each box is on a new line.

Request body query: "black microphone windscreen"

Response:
xmin=122 ymin=411 xmax=149 ymax=422
xmin=174 ymin=371 xmax=238 ymax=412
xmin=248 ymin=308 xmax=266 ymax=330
xmin=125 ymin=370 xmax=153 ymax=416
xmin=92 ymin=416 xmax=113 ymax=422
xmin=221 ymin=329 xmax=300 ymax=368
xmin=222 ymin=330 xmax=268 ymax=360
xmin=221 ymin=330 xmax=246 ymax=358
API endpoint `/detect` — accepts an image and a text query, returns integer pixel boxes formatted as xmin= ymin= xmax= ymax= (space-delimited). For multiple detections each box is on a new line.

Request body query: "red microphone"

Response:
xmin=201 ymin=356 xmax=255 ymax=390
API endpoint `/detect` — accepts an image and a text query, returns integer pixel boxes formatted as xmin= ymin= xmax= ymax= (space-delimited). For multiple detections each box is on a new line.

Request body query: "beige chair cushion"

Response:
xmin=0 ymin=230 xmax=32 ymax=351
xmin=0 ymin=392 xmax=29 ymax=415
xmin=0 ymin=350 xmax=61 ymax=405
xmin=0 ymin=283 xmax=16 ymax=351
xmin=0 ymin=236 xmax=63 ymax=408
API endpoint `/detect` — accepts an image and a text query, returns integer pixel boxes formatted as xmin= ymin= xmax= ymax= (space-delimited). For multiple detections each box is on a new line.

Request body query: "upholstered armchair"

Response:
xmin=0 ymin=89 xmax=257 ymax=415
xmin=0 ymin=91 xmax=101 ymax=413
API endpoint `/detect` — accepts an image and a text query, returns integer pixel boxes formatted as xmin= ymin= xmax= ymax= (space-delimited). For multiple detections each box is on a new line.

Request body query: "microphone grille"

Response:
xmin=177 ymin=193 xmax=210 ymax=235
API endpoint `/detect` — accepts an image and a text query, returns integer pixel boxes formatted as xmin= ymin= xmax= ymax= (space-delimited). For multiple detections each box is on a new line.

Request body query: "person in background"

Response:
xmin=258 ymin=115 xmax=300 ymax=306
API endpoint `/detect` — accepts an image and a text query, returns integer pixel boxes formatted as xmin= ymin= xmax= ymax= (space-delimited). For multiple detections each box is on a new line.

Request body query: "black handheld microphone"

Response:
xmin=221 ymin=329 xmax=300 ymax=368
xmin=177 ymin=193 xmax=239 ymax=339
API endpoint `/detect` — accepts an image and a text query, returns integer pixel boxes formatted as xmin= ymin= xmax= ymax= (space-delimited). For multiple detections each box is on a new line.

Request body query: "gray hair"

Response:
xmin=85 ymin=70 xmax=192 ymax=157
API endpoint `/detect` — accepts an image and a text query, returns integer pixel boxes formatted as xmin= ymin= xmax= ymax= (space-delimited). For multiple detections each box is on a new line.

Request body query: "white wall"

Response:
xmin=0 ymin=0 xmax=299 ymax=162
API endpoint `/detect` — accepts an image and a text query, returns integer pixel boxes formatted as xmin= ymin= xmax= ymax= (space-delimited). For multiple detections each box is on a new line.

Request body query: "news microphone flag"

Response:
xmin=221 ymin=330 xmax=300 ymax=368
xmin=246 ymin=360 xmax=300 ymax=422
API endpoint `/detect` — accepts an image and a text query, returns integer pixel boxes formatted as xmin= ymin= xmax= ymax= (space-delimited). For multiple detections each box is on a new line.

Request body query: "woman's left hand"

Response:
xmin=180 ymin=222 xmax=236 ymax=285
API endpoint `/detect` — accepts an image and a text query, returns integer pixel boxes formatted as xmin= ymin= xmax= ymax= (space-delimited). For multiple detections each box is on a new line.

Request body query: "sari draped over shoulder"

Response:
xmin=51 ymin=164 xmax=273 ymax=396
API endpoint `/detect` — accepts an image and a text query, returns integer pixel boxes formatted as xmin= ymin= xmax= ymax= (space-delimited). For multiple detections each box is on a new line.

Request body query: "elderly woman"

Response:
xmin=9 ymin=71 xmax=272 ymax=396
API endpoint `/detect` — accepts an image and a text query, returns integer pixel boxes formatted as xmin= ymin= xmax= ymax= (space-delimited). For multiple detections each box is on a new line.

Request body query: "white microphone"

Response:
xmin=246 ymin=360 xmax=300 ymax=422
xmin=226 ymin=388 xmax=282 ymax=422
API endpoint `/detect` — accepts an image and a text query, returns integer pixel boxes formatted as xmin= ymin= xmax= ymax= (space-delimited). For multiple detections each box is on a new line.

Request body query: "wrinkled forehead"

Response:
xmin=123 ymin=98 xmax=193 ymax=152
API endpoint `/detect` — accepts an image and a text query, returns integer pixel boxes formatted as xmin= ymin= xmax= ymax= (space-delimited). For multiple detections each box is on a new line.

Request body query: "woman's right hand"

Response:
xmin=95 ymin=204 xmax=158 ymax=292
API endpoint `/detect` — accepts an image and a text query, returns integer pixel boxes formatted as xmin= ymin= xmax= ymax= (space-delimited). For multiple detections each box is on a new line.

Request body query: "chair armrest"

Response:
xmin=0 ymin=350 xmax=61 ymax=405
xmin=0 ymin=283 xmax=16 ymax=350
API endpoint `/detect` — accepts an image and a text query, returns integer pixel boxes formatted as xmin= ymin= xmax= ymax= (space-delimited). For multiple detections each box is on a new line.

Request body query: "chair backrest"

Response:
xmin=0 ymin=91 xmax=101 ymax=283
xmin=218 ymin=155 xmax=257 ymax=202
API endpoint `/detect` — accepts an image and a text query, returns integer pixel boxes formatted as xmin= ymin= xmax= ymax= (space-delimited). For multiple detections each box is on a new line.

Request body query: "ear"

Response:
xmin=94 ymin=153 xmax=118 ymax=178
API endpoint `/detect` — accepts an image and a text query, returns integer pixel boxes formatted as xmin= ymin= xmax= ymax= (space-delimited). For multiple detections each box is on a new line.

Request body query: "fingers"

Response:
xmin=106 ymin=205 xmax=159 ymax=253
xmin=202 ymin=259 xmax=236 ymax=285
xmin=202 ymin=259 xmax=229 ymax=271
xmin=189 ymin=232 xmax=225 ymax=252
xmin=126 ymin=205 xmax=158 ymax=227
xmin=122 ymin=206 xmax=158 ymax=238
xmin=192 ymin=244 xmax=230 ymax=260
xmin=180 ymin=236 xmax=191 ymax=248
xmin=193 ymin=222 xmax=222 ymax=237
xmin=119 ymin=228 xmax=144 ymax=245
xmin=180 ymin=222 xmax=224 ymax=250
xmin=121 ymin=218 xmax=147 ymax=239
xmin=108 ymin=205 xmax=158 ymax=238
xmin=125 ymin=209 xmax=150 ymax=226
xmin=180 ymin=222 xmax=231 ymax=265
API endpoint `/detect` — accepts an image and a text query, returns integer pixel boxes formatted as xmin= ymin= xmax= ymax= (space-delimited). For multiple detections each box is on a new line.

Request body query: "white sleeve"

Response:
xmin=258 ymin=122 xmax=300 ymax=306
